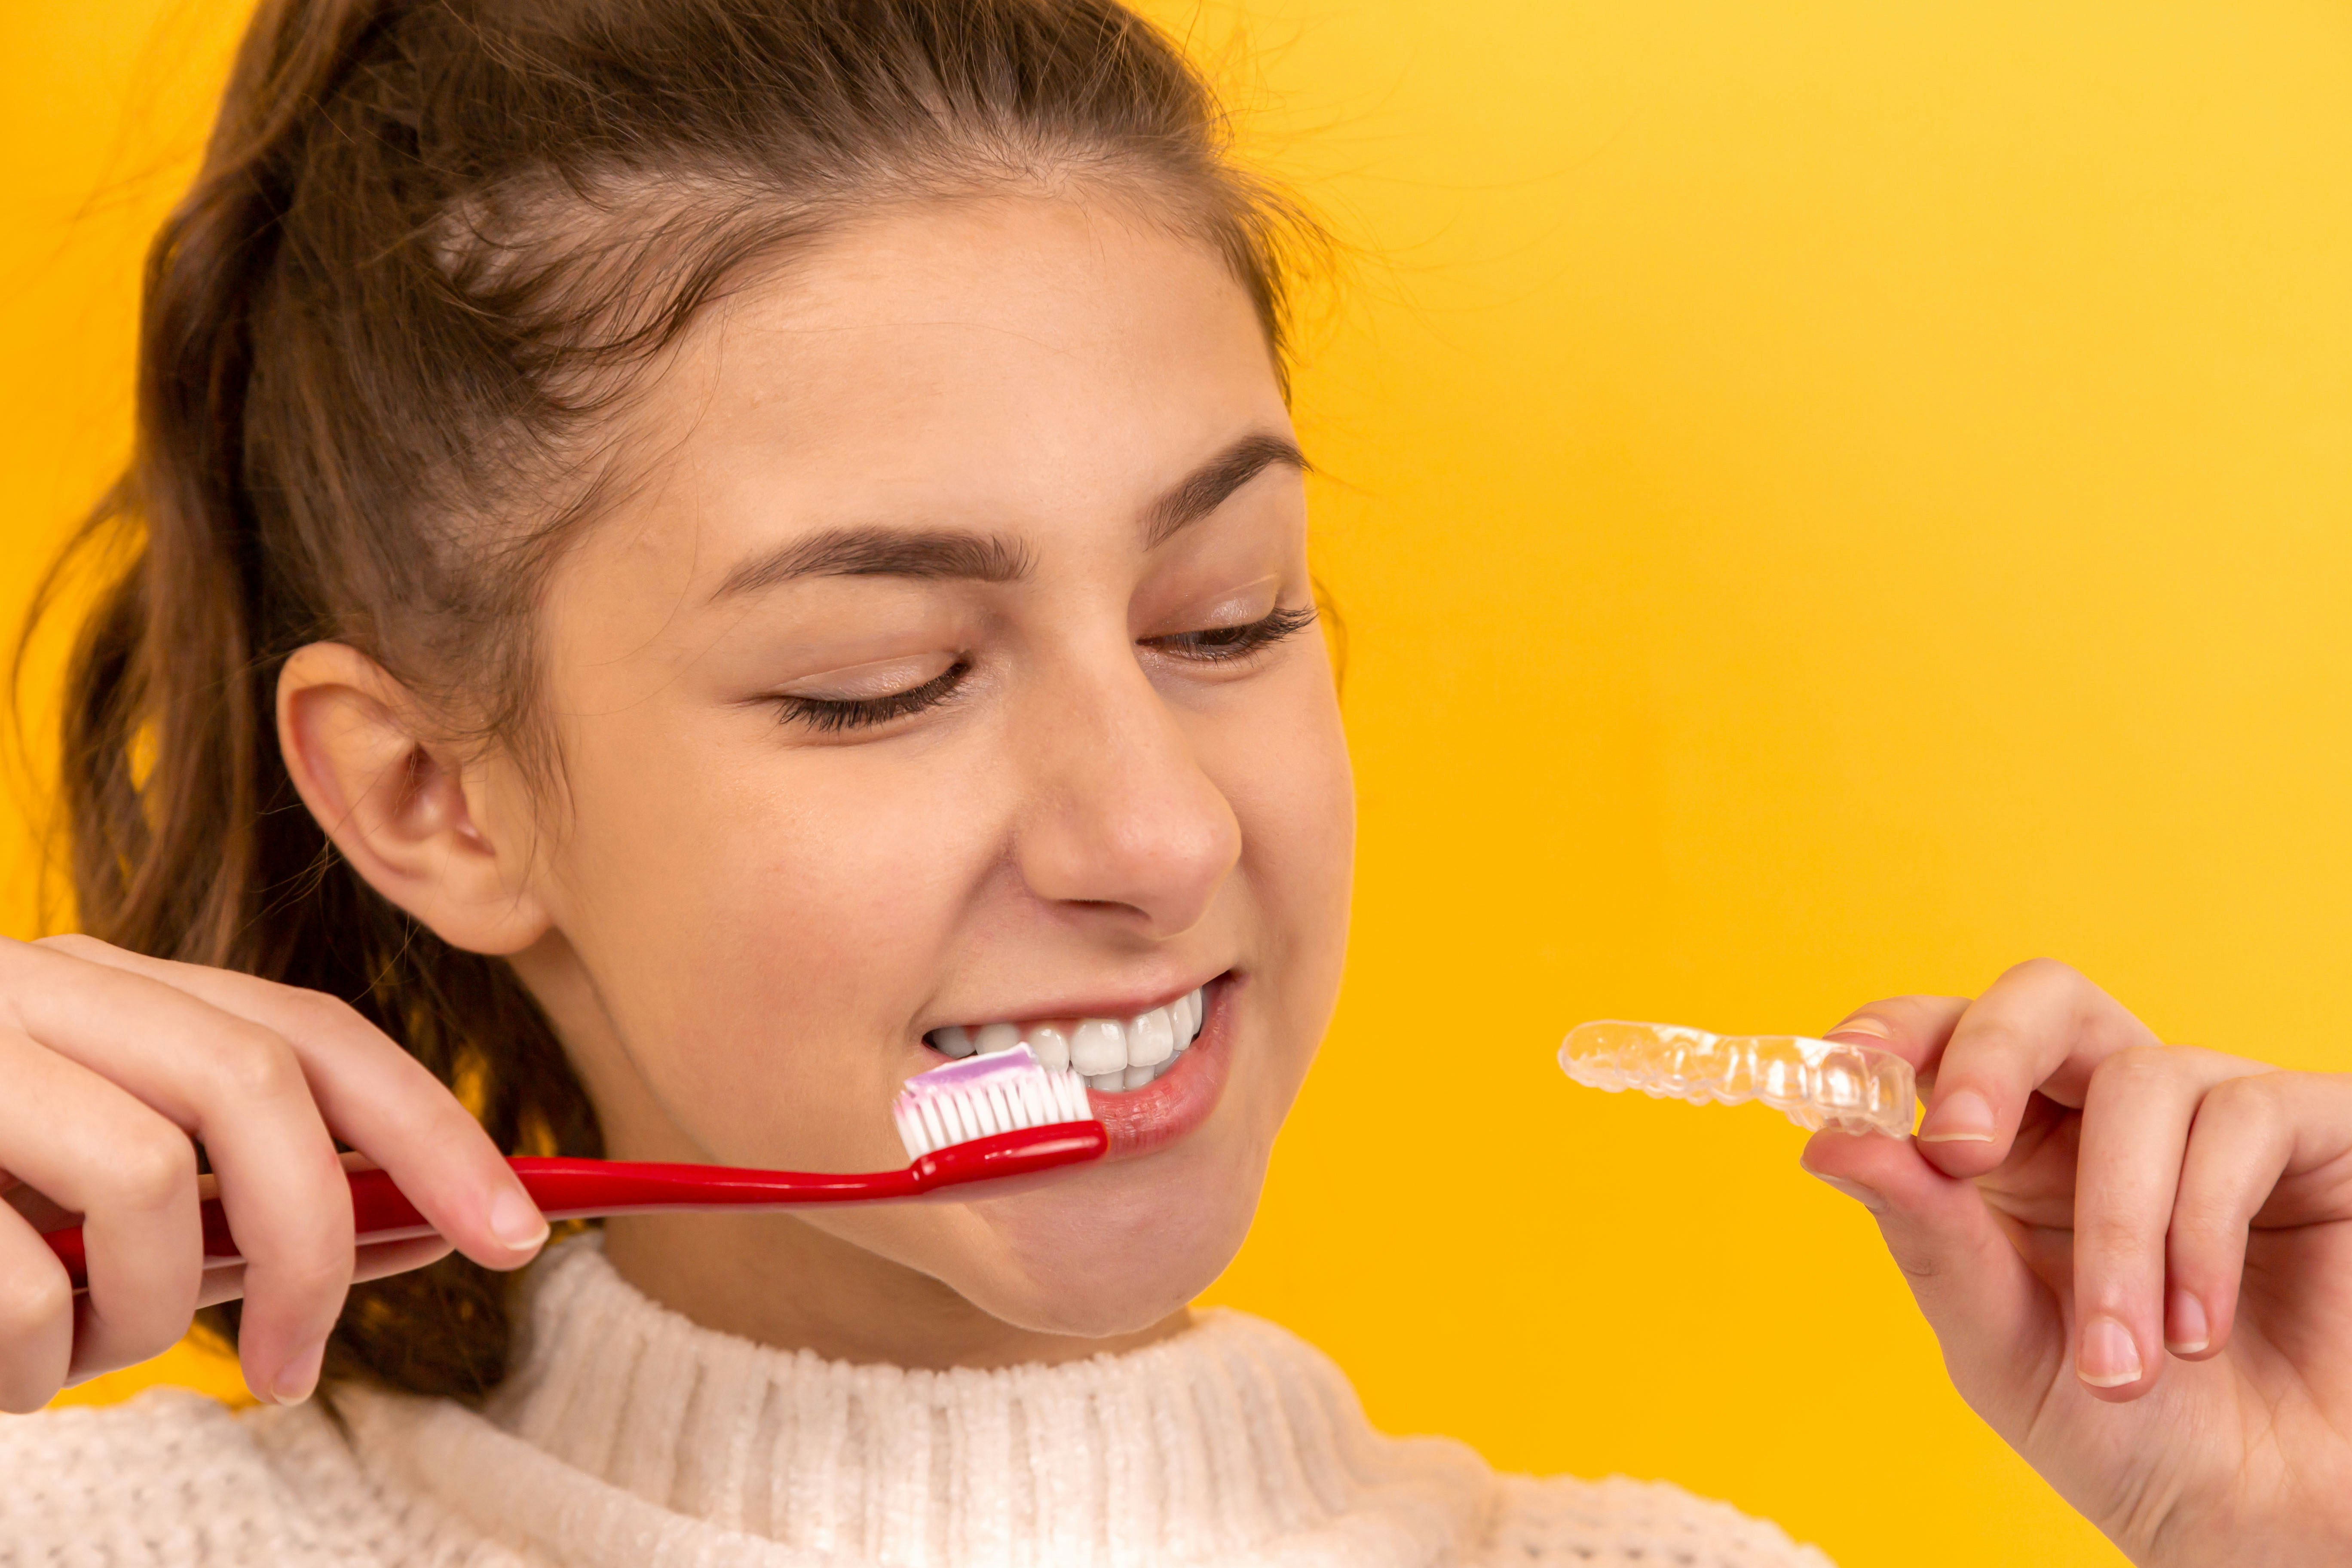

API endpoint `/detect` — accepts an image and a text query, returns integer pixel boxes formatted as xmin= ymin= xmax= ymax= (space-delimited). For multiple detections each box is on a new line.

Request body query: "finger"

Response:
xmin=1800 ymin=1123 xmax=2063 ymax=1439
xmin=0 ymin=1028 xmax=203 ymax=1385
xmin=194 ymin=1235 xmax=455 ymax=1309
xmin=28 ymin=937 xmax=546 ymax=1268
xmin=0 ymin=946 xmax=352 ymax=1404
xmin=2164 ymin=1071 xmax=2350 ymax=1363
xmin=1910 ymin=959 xmax=2162 ymax=1179
xmin=2068 ymin=1044 xmax=2267 ymax=1400
xmin=350 ymin=1235 xmax=456 ymax=1283
xmin=0 ymin=1203 xmax=74 ymax=1412
xmin=1819 ymin=995 xmax=1972 ymax=1079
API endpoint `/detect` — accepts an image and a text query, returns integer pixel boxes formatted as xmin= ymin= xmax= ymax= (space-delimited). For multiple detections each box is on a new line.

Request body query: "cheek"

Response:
xmin=550 ymin=720 xmax=996 ymax=1167
xmin=1219 ymin=657 xmax=1355 ymax=998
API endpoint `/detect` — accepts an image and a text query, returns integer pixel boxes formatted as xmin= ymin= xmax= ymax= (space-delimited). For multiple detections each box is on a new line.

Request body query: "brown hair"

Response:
xmin=31 ymin=0 xmax=1312 ymax=1400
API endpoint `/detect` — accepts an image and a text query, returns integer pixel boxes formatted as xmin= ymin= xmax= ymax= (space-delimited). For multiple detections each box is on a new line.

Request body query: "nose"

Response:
xmin=1012 ymin=646 xmax=1242 ymax=939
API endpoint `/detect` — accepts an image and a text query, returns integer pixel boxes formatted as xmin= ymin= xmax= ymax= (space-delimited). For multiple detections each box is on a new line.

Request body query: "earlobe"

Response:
xmin=276 ymin=643 xmax=552 ymax=957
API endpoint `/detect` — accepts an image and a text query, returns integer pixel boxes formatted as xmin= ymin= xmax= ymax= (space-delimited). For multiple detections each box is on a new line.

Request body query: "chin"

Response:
xmin=948 ymin=1166 xmax=1265 ymax=1338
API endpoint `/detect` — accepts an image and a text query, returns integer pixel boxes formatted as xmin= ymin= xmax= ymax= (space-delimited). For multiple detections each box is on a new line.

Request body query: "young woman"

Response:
xmin=2 ymin=1 xmax=2346 ymax=1563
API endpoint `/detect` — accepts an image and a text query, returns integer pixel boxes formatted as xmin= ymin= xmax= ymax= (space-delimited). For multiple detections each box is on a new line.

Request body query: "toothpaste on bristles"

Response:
xmin=893 ymin=1043 xmax=1096 ymax=1161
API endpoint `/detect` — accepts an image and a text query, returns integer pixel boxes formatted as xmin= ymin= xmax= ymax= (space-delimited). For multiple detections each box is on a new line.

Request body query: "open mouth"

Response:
xmin=924 ymin=985 xmax=1207 ymax=1092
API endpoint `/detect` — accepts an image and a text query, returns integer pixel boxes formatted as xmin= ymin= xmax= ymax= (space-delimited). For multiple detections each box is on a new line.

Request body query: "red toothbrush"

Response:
xmin=41 ymin=1044 xmax=1103 ymax=1292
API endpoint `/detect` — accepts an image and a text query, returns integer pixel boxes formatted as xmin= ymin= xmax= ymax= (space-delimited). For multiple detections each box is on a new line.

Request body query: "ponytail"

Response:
xmin=39 ymin=0 xmax=605 ymax=1400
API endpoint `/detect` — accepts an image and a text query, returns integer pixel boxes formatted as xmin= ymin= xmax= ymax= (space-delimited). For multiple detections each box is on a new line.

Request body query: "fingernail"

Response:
xmin=271 ymin=1341 xmax=325 ymax=1406
xmin=1917 ymin=1087 xmax=1997 ymax=1143
xmin=2078 ymin=1315 xmax=2144 ymax=1387
xmin=1826 ymin=1016 xmax=1893 ymax=1040
xmin=490 ymin=1188 xmax=551 ymax=1252
xmin=1803 ymin=1168 xmax=1888 ymax=1212
xmin=2165 ymin=1289 xmax=2210 ymax=1356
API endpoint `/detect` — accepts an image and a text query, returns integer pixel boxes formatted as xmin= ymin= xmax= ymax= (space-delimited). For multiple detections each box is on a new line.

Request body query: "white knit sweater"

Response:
xmin=0 ymin=1238 xmax=1834 ymax=1566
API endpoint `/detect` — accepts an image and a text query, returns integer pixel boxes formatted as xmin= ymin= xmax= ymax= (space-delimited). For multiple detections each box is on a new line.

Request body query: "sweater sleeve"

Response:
xmin=0 ymin=1389 xmax=359 ymax=1566
xmin=1483 ymin=1471 xmax=1839 ymax=1567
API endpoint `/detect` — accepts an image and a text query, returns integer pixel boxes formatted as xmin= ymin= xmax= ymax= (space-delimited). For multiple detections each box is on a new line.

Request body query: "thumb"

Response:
xmin=1800 ymin=1121 xmax=2062 ymax=1434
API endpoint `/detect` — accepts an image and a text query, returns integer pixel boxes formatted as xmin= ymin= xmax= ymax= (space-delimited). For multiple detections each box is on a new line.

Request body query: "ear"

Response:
xmin=276 ymin=643 xmax=553 ymax=956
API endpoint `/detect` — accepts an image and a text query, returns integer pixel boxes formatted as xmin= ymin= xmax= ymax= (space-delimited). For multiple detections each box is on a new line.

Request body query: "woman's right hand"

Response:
xmin=0 ymin=934 xmax=548 ymax=1411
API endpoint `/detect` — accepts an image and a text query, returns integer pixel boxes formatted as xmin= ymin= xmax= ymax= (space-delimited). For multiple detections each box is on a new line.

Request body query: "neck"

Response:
xmin=600 ymin=1209 xmax=1189 ymax=1369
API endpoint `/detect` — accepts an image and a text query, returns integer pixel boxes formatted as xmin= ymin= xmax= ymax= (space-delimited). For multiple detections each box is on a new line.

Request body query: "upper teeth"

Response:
xmin=927 ymin=987 xmax=1206 ymax=1091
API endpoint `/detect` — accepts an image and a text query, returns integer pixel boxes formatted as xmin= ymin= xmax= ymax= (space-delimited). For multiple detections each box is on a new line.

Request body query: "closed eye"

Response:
xmin=1143 ymin=603 xmax=1317 ymax=664
xmin=771 ymin=660 xmax=970 ymax=732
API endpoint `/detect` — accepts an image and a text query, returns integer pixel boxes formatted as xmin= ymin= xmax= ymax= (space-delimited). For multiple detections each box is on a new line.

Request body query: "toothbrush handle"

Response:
xmin=37 ymin=1126 xmax=1106 ymax=1292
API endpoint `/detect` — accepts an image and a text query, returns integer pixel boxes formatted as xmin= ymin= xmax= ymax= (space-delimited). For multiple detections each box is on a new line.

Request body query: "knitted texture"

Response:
xmin=0 ymin=1240 xmax=1835 ymax=1566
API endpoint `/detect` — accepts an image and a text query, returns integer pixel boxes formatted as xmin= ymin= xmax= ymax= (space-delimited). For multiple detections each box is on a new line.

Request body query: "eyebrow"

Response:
xmin=713 ymin=527 xmax=1033 ymax=600
xmin=1140 ymin=432 xmax=1311 ymax=550
xmin=710 ymin=431 xmax=1310 ymax=602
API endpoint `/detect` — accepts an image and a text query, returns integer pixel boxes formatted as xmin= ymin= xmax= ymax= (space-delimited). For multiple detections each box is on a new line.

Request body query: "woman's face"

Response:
xmin=478 ymin=194 xmax=1352 ymax=1354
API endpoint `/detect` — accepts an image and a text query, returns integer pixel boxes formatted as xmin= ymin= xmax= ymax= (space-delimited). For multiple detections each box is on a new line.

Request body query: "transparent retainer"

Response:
xmin=1558 ymin=1020 xmax=1916 ymax=1138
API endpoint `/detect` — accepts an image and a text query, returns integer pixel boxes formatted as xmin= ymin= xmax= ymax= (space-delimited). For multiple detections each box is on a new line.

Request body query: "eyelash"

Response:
xmin=1142 ymin=603 xmax=1319 ymax=664
xmin=770 ymin=605 xmax=1317 ymax=733
xmin=772 ymin=661 xmax=971 ymax=733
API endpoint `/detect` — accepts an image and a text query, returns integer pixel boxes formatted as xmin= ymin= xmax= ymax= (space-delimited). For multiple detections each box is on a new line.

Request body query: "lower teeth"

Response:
xmin=1096 ymin=1060 xmax=1174 ymax=1093
xmin=926 ymin=986 xmax=1205 ymax=1092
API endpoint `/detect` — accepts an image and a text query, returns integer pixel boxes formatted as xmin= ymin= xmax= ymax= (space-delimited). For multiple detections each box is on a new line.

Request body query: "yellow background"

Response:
xmin=9 ymin=2 xmax=2352 ymax=1564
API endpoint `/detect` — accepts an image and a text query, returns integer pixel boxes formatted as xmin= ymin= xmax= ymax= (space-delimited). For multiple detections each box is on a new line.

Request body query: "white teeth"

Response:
xmin=1025 ymin=1023 xmax=1070 ymax=1073
xmin=1069 ymin=1018 xmax=1127 ymax=1076
xmin=929 ymin=986 xmax=1208 ymax=1093
xmin=1127 ymin=1008 xmax=1174 ymax=1068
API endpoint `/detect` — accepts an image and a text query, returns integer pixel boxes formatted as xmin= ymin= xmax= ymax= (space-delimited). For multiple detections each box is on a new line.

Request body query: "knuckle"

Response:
xmin=2199 ymin=1071 xmax=2288 ymax=1130
xmin=2166 ymin=1193 xmax=2237 ymax=1245
xmin=93 ymin=1127 xmax=197 ymax=1215
xmin=202 ymin=1024 xmax=306 ymax=1105
xmin=286 ymin=989 xmax=368 ymax=1041
xmin=2003 ymin=956 xmax=2077 ymax=988
xmin=1958 ymin=1011 xmax=2031 ymax=1061
xmin=2091 ymin=1045 xmax=2176 ymax=1094
xmin=2078 ymin=1209 xmax=2156 ymax=1259
xmin=246 ymin=1247 xmax=353 ymax=1311
xmin=0 ymin=1258 xmax=71 ymax=1342
xmin=1883 ymin=1234 xmax=1942 ymax=1282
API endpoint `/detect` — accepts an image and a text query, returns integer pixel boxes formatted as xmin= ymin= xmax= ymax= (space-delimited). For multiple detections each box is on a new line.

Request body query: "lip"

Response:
xmin=1087 ymin=974 xmax=1234 ymax=1161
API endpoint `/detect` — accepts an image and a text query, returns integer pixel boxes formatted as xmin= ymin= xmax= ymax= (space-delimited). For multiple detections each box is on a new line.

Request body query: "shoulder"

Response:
xmin=0 ymin=1387 xmax=435 ymax=1567
xmin=1483 ymin=1471 xmax=1839 ymax=1568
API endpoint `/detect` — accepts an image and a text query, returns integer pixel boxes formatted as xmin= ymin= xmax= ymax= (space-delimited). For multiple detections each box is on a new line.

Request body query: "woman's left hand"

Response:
xmin=1801 ymin=959 xmax=2352 ymax=1568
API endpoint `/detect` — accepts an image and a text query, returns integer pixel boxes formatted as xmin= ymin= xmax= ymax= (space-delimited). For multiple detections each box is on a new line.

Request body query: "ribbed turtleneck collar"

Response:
xmin=335 ymin=1237 xmax=1495 ymax=1567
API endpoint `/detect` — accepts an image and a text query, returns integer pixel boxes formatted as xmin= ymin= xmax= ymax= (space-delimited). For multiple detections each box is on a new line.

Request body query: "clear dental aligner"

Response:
xmin=925 ymin=985 xmax=1206 ymax=1093
xmin=1558 ymin=1020 xmax=1917 ymax=1137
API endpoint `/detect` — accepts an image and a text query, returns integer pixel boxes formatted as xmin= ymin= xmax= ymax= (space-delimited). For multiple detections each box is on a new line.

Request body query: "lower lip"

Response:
xmin=1087 ymin=976 xmax=1235 ymax=1161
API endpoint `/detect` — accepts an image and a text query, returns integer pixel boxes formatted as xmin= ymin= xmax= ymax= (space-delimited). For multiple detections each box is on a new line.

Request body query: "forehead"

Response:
xmin=639 ymin=194 xmax=1286 ymax=533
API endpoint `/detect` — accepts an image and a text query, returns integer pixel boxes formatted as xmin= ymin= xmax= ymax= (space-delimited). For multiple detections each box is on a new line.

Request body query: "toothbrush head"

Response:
xmin=893 ymin=1043 xmax=1097 ymax=1161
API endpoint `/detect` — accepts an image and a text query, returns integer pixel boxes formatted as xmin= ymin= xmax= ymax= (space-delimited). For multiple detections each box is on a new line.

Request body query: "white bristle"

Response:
xmin=893 ymin=1043 xmax=1098 ymax=1161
